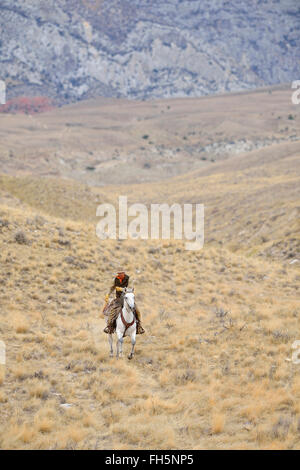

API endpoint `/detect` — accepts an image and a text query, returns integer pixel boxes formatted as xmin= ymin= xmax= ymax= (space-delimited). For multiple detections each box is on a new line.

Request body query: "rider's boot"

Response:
xmin=136 ymin=320 xmax=145 ymax=334
xmin=104 ymin=325 xmax=114 ymax=334
xmin=135 ymin=305 xmax=145 ymax=334
xmin=103 ymin=316 xmax=115 ymax=334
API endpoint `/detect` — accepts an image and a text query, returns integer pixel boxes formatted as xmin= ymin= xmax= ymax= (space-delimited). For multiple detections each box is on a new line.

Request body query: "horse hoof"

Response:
xmin=128 ymin=354 xmax=133 ymax=360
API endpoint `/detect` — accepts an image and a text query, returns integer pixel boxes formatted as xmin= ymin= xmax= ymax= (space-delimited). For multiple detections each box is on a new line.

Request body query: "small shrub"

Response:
xmin=14 ymin=231 xmax=28 ymax=245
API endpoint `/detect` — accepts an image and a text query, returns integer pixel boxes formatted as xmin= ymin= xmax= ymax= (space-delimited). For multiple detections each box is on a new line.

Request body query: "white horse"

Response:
xmin=108 ymin=288 xmax=137 ymax=360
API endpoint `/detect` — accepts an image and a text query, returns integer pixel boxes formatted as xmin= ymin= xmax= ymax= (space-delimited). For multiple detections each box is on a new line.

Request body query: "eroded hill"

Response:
xmin=1 ymin=0 xmax=300 ymax=102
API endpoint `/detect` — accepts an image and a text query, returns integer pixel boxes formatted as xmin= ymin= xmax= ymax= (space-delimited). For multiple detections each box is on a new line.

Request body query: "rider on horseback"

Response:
xmin=103 ymin=271 xmax=145 ymax=335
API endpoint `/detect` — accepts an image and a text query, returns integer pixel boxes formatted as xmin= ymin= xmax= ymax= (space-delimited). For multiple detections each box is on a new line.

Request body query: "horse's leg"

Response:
xmin=108 ymin=334 xmax=113 ymax=357
xmin=118 ymin=336 xmax=124 ymax=358
xmin=128 ymin=330 xmax=136 ymax=360
xmin=116 ymin=330 xmax=124 ymax=358
xmin=116 ymin=334 xmax=119 ymax=358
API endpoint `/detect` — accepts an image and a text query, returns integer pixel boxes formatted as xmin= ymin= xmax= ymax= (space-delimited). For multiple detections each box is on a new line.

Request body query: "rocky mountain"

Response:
xmin=0 ymin=0 xmax=300 ymax=104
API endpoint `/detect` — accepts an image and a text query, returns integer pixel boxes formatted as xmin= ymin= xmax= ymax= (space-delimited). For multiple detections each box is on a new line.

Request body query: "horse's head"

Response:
xmin=124 ymin=287 xmax=135 ymax=309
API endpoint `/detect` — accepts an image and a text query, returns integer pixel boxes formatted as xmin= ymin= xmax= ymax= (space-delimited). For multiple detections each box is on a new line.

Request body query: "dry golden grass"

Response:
xmin=211 ymin=413 xmax=226 ymax=434
xmin=0 ymin=194 xmax=298 ymax=449
xmin=0 ymin=86 xmax=299 ymax=186
xmin=0 ymin=89 xmax=299 ymax=449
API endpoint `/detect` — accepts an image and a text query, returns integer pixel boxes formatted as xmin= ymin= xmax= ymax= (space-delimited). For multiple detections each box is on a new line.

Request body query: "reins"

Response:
xmin=120 ymin=297 xmax=136 ymax=335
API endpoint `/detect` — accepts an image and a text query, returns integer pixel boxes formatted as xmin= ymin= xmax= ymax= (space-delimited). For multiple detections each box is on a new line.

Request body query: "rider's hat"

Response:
xmin=116 ymin=270 xmax=125 ymax=275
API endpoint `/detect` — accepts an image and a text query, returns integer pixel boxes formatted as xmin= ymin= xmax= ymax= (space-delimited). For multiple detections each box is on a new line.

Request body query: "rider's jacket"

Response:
xmin=109 ymin=273 xmax=129 ymax=298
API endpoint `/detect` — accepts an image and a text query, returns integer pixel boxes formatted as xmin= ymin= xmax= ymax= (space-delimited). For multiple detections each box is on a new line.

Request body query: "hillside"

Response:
xmin=0 ymin=86 xmax=299 ymax=185
xmin=0 ymin=0 xmax=299 ymax=103
xmin=0 ymin=125 xmax=299 ymax=449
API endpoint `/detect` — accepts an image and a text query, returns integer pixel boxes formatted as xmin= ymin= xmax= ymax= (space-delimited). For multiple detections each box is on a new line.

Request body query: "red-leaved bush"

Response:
xmin=0 ymin=96 xmax=54 ymax=114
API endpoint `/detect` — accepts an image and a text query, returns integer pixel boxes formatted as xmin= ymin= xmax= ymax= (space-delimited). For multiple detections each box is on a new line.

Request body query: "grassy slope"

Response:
xmin=0 ymin=135 xmax=299 ymax=449
xmin=0 ymin=86 xmax=299 ymax=185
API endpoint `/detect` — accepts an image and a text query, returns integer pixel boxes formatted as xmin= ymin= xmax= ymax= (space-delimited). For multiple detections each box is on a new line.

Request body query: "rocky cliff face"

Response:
xmin=0 ymin=0 xmax=299 ymax=103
